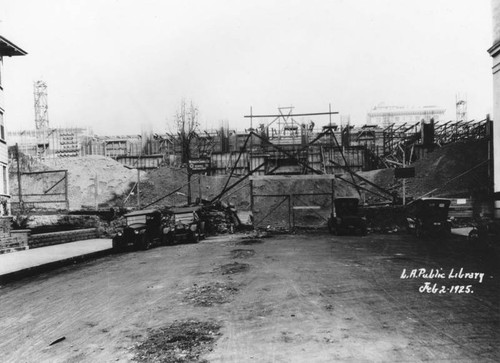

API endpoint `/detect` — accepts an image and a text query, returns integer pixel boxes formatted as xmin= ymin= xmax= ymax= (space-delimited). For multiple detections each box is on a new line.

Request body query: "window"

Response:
xmin=127 ymin=215 xmax=147 ymax=226
xmin=2 ymin=165 xmax=7 ymax=195
xmin=0 ymin=112 xmax=4 ymax=140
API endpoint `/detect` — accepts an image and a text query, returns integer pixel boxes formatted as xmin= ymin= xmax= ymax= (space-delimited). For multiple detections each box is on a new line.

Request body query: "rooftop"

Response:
xmin=0 ymin=35 xmax=27 ymax=57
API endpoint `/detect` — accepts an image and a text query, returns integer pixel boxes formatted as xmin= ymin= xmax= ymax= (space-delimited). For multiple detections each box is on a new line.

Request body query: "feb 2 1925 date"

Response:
xmin=400 ymin=268 xmax=485 ymax=294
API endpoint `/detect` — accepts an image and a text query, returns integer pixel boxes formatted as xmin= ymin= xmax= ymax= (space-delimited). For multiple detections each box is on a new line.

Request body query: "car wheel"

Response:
xmin=415 ymin=224 xmax=423 ymax=239
xmin=112 ymin=240 xmax=124 ymax=253
xmin=161 ymin=233 xmax=172 ymax=246
xmin=468 ymin=228 xmax=479 ymax=242
xmin=327 ymin=219 xmax=333 ymax=234
xmin=140 ymin=235 xmax=151 ymax=250
xmin=191 ymin=231 xmax=200 ymax=243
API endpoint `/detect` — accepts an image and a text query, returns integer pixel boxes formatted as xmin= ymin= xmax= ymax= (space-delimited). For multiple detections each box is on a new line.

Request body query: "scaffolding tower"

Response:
xmin=34 ymin=80 xmax=49 ymax=130
xmin=456 ymin=94 xmax=467 ymax=123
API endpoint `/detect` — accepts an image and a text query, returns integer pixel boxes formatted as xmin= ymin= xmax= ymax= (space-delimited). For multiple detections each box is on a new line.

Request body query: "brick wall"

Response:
xmin=29 ymin=228 xmax=98 ymax=249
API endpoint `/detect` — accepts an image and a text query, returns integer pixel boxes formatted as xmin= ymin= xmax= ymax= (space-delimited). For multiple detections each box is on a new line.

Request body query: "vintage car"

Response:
xmin=112 ymin=209 xmax=165 ymax=251
xmin=327 ymin=197 xmax=367 ymax=236
xmin=163 ymin=206 xmax=205 ymax=244
xmin=406 ymin=198 xmax=452 ymax=238
xmin=468 ymin=218 xmax=499 ymax=248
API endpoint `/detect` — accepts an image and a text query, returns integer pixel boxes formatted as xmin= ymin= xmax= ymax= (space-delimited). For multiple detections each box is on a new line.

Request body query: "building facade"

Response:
xmin=367 ymin=104 xmax=446 ymax=129
xmin=488 ymin=0 xmax=500 ymax=218
xmin=0 ymin=36 xmax=27 ymax=216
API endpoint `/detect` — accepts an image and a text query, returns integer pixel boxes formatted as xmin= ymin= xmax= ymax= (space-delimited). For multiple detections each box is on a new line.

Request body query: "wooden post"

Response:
xmin=402 ymin=150 xmax=406 ymax=205
xmin=137 ymin=169 xmax=141 ymax=209
xmin=65 ymin=170 xmax=69 ymax=210
xmin=198 ymin=175 xmax=202 ymax=203
xmin=95 ymin=173 xmax=99 ymax=211
xmin=331 ymin=178 xmax=335 ymax=216
xmin=250 ymin=179 xmax=254 ymax=212
xmin=16 ymin=144 xmax=23 ymax=213
xmin=187 ymin=170 xmax=192 ymax=205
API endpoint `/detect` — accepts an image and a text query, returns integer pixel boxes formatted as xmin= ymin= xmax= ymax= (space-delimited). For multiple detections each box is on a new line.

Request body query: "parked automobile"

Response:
xmin=406 ymin=198 xmax=452 ymax=238
xmin=467 ymin=217 xmax=499 ymax=248
xmin=112 ymin=209 xmax=165 ymax=251
xmin=163 ymin=206 xmax=205 ymax=244
xmin=328 ymin=197 xmax=367 ymax=236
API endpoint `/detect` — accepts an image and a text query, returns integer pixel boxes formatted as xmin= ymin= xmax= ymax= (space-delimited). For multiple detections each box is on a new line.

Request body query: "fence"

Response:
xmin=10 ymin=169 xmax=69 ymax=212
xmin=250 ymin=175 xmax=335 ymax=230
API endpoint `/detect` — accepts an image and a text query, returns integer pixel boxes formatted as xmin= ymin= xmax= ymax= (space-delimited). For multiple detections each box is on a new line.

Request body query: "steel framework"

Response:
xmin=34 ymin=80 xmax=49 ymax=130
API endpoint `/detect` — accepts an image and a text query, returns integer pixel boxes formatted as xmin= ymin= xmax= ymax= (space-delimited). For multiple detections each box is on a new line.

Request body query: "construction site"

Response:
xmin=5 ymin=95 xmax=495 ymax=234
xmin=1 ymin=2 xmax=500 ymax=362
xmin=2 ymin=88 xmax=499 ymax=363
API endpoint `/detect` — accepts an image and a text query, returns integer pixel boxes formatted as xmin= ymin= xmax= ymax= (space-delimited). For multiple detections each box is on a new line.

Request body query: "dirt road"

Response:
xmin=1 ymin=232 xmax=499 ymax=362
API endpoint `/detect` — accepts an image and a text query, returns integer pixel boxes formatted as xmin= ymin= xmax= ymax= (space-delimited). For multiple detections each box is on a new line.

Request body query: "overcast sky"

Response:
xmin=1 ymin=0 xmax=494 ymax=135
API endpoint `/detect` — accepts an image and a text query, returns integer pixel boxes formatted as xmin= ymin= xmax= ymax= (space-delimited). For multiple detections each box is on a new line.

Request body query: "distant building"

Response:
xmin=8 ymin=127 xmax=92 ymax=158
xmin=367 ymin=104 xmax=446 ymax=129
xmin=0 ymin=35 xmax=27 ymax=216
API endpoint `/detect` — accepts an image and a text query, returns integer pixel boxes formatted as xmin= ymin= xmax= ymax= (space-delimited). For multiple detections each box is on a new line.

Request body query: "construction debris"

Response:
xmin=183 ymin=282 xmax=239 ymax=307
xmin=133 ymin=320 xmax=221 ymax=363
xmin=48 ymin=337 xmax=66 ymax=346
xmin=199 ymin=202 xmax=240 ymax=235
xmin=230 ymin=249 xmax=256 ymax=259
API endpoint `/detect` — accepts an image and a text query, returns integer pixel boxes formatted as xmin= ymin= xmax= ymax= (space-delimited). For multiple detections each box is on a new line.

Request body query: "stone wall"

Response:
xmin=0 ymin=217 xmax=29 ymax=254
xmin=29 ymin=228 xmax=98 ymax=249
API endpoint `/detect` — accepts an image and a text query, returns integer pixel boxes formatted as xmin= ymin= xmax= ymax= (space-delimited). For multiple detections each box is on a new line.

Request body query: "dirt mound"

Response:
xmin=135 ymin=166 xmax=250 ymax=210
xmin=134 ymin=320 xmax=221 ymax=363
xmin=351 ymin=140 xmax=489 ymax=203
xmin=405 ymin=140 xmax=488 ymax=198
xmin=183 ymin=282 xmax=239 ymax=306
xmin=133 ymin=167 xmax=190 ymax=208
xmin=11 ymin=155 xmax=138 ymax=211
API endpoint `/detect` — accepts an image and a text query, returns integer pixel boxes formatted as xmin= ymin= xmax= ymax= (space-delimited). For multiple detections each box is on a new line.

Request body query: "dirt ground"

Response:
xmin=0 ymin=232 xmax=499 ymax=362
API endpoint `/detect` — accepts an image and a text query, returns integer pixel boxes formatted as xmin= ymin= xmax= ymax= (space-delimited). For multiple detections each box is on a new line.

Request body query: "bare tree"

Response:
xmin=174 ymin=99 xmax=199 ymax=165
xmin=171 ymin=99 xmax=200 ymax=204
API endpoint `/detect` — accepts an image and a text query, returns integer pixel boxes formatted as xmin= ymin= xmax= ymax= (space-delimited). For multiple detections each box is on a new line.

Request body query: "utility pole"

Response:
xmin=198 ymin=175 xmax=202 ymax=203
xmin=95 ymin=173 xmax=98 ymax=211
xmin=187 ymin=169 xmax=192 ymax=205
xmin=137 ymin=152 xmax=142 ymax=209
xmin=402 ymin=150 xmax=406 ymax=205
xmin=137 ymin=168 xmax=141 ymax=209
xmin=15 ymin=143 xmax=23 ymax=213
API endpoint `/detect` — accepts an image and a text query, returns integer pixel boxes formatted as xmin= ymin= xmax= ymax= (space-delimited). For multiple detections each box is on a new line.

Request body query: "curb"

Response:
xmin=0 ymin=248 xmax=113 ymax=285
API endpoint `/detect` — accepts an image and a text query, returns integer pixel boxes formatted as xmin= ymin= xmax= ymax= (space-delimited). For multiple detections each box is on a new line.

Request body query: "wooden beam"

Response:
xmin=244 ymin=111 xmax=339 ymax=118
